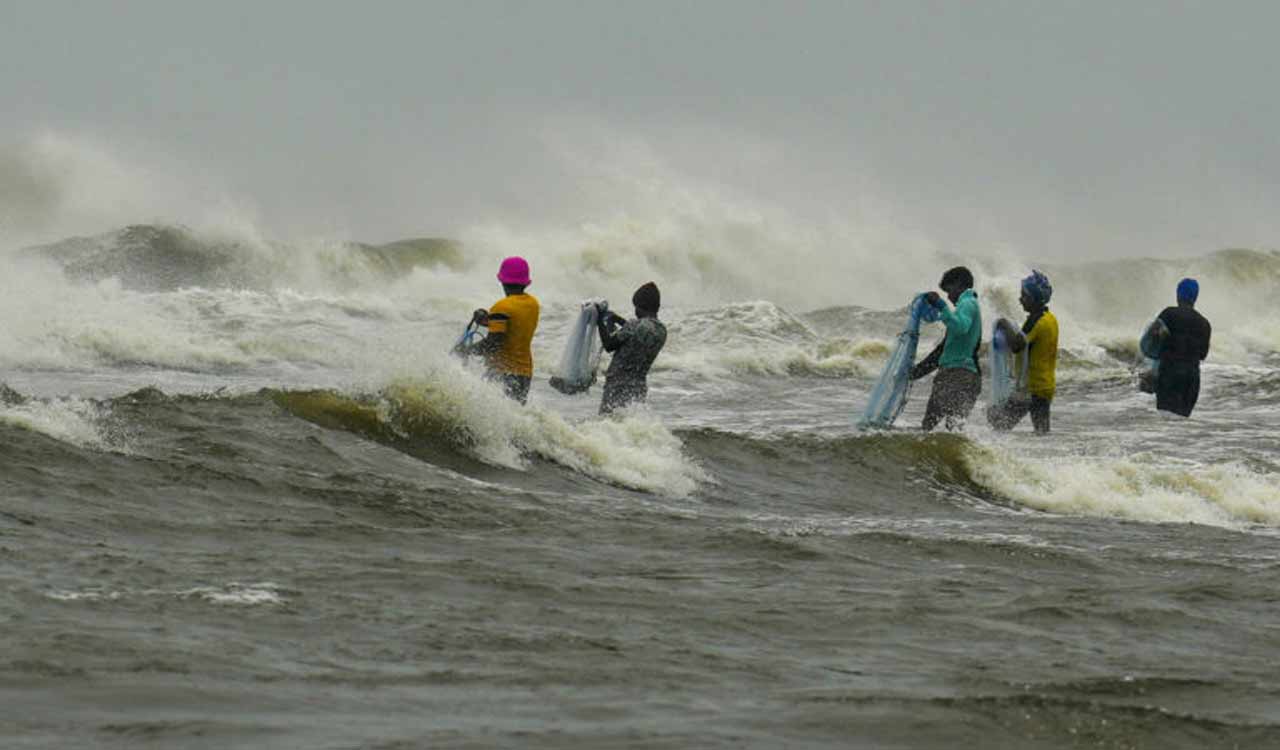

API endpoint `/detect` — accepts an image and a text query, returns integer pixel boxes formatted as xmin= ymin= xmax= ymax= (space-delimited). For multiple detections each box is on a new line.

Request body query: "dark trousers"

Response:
xmin=1156 ymin=360 xmax=1200 ymax=418
xmin=922 ymin=367 xmax=981 ymax=431
xmin=988 ymin=395 xmax=1052 ymax=434
xmin=488 ymin=372 xmax=531 ymax=405
xmin=600 ymin=378 xmax=647 ymax=415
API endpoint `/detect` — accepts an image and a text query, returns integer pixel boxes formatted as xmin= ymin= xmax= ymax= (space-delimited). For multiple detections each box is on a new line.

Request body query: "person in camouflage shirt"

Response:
xmin=596 ymin=282 xmax=667 ymax=415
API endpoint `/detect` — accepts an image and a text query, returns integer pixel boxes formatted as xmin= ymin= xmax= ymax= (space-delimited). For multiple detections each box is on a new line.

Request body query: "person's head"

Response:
xmin=497 ymin=256 xmax=531 ymax=294
xmin=1020 ymin=270 xmax=1052 ymax=313
xmin=632 ymin=281 xmax=660 ymax=318
xmin=1177 ymin=277 xmax=1199 ymax=307
xmin=938 ymin=266 xmax=974 ymax=303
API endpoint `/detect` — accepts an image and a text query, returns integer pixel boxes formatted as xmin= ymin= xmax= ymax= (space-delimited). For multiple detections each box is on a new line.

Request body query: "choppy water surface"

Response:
xmin=2 ymin=226 xmax=1279 ymax=748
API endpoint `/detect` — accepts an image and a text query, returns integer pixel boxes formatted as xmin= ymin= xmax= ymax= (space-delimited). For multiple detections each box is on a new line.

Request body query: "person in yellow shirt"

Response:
xmin=988 ymin=270 xmax=1058 ymax=434
xmin=457 ymin=256 xmax=541 ymax=404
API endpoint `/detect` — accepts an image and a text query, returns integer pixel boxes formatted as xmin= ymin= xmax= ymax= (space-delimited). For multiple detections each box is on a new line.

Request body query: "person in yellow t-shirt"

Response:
xmin=456 ymin=256 xmax=541 ymax=404
xmin=988 ymin=270 xmax=1058 ymax=434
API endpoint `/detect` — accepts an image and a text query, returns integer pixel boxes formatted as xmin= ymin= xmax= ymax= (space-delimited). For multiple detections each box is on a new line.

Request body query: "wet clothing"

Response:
xmin=600 ymin=379 xmax=645 ymax=415
xmin=1154 ymin=305 xmax=1211 ymax=417
xmin=1155 ymin=360 xmax=1199 ymax=417
xmin=936 ymin=289 xmax=982 ymax=373
xmin=911 ymin=291 xmax=982 ymax=432
xmin=911 ymin=337 xmax=981 ymax=381
xmin=598 ymin=314 xmax=667 ymax=414
xmin=1022 ymin=309 xmax=1058 ymax=401
xmin=1156 ymin=306 xmax=1211 ymax=366
xmin=922 ymin=367 xmax=981 ymax=431
xmin=497 ymin=374 xmax=532 ymax=405
xmin=988 ymin=395 xmax=1051 ymax=434
xmin=986 ymin=308 xmax=1057 ymax=433
xmin=482 ymin=293 xmax=540 ymax=378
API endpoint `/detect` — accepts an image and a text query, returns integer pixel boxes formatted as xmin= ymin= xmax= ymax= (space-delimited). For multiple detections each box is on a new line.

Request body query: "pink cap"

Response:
xmin=497 ymin=256 xmax=531 ymax=286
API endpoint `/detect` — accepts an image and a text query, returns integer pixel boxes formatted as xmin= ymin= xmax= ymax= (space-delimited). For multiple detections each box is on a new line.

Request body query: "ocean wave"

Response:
xmin=22 ymin=224 xmax=464 ymax=292
xmin=962 ymin=443 xmax=1280 ymax=529
xmin=680 ymin=427 xmax=1280 ymax=529
xmin=679 ymin=428 xmax=985 ymax=496
xmin=270 ymin=368 xmax=708 ymax=497
xmin=0 ymin=387 xmax=125 ymax=451
xmin=10 ymin=220 xmax=1280 ymax=386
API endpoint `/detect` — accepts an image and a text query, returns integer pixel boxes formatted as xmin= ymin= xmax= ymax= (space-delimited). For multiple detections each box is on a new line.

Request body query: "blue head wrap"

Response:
xmin=1021 ymin=270 xmax=1052 ymax=306
xmin=1177 ymin=277 xmax=1199 ymax=304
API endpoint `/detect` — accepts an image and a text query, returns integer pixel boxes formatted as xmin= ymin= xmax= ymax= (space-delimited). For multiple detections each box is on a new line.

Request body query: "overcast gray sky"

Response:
xmin=2 ymin=0 xmax=1278 ymax=259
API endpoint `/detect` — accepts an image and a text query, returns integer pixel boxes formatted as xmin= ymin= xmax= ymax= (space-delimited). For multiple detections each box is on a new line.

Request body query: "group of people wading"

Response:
xmin=455 ymin=256 xmax=1212 ymax=430
xmin=454 ymin=256 xmax=667 ymax=415
xmin=909 ymin=266 xmax=1212 ymax=433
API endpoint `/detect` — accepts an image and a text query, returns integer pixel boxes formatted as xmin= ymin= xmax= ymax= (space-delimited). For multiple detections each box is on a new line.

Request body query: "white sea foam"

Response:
xmin=5 ymin=129 xmax=1278 ymax=394
xmin=0 ymin=396 xmax=119 ymax=451
xmin=45 ymin=589 xmax=123 ymax=602
xmin=380 ymin=363 xmax=708 ymax=497
xmin=45 ymin=582 xmax=287 ymax=606
xmin=180 ymin=583 xmax=287 ymax=605
xmin=963 ymin=444 xmax=1280 ymax=529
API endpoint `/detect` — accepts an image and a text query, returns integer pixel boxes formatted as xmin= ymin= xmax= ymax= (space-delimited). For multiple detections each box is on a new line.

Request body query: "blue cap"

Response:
xmin=1177 ymin=277 xmax=1199 ymax=304
xmin=1021 ymin=270 xmax=1052 ymax=305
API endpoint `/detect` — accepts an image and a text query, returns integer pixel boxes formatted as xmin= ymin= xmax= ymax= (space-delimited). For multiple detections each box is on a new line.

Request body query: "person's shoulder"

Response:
xmin=496 ymin=293 xmax=539 ymax=313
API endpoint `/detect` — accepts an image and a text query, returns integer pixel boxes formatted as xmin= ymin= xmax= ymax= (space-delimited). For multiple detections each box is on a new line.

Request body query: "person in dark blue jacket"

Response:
xmin=1148 ymin=278 xmax=1211 ymax=417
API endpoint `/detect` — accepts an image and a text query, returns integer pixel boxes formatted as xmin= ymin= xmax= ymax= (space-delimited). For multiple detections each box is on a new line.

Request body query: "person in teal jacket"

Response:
xmin=909 ymin=266 xmax=982 ymax=431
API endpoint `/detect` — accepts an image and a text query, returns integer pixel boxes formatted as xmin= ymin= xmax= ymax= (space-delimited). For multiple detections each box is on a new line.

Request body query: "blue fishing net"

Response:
xmin=1137 ymin=318 xmax=1168 ymax=393
xmin=455 ymin=322 xmax=482 ymax=350
xmin=989 ymin=323 xmax=1027 ymax=409
xmin=860 ymin=294 xmax=942 ymax=429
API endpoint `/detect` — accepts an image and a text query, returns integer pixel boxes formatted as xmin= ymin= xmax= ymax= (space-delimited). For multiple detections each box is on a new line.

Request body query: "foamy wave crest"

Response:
xmin=386 ymin=371 xmax=708 ymax=496
xmin=278 ymin=363 xmax=708 ymax=497
xmin=519 ymin=409 xmax=707 ymax=496
xmin=0 ymin=255 xmax=426 ymax=376
xmin=0 ymin=260 xmax=255 ymax=372
xmin=964 ymin=444 xmax=1280 ymax=529
xmin=0 ymin=393 xmax=123 ymax=451
xmin=46 ymin=582 xmax=286 ymax=606
xmin=22 ymin=223 xmax=465 ymax=293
